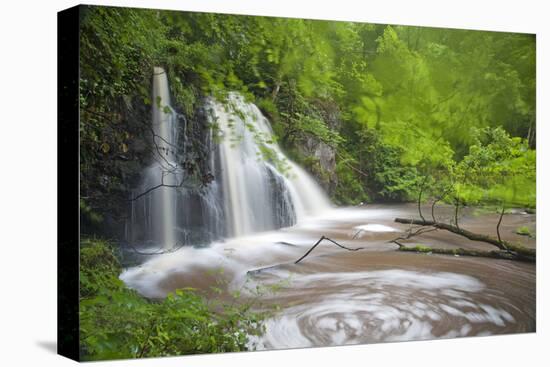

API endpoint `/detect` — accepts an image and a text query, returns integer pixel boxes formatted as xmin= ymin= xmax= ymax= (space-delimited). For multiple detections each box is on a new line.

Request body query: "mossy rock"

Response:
xmin=516 ymin=226 xmax=532 ymax=237
xmin=399 ymin=244 xmax=433 ymax=253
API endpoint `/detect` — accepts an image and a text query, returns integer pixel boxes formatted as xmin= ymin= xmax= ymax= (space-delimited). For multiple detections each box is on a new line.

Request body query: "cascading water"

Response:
xmin=208 ymin=93 xmax=331 ymax=237
xmin=131 ymin=67 xmax=179 ymax=249
xmin=128 ymin=70 xmax=331 ymax=248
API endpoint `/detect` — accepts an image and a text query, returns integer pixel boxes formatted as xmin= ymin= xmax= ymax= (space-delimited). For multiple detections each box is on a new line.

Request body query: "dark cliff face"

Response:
xmin=127 ymin=99 xmax=229 ymax=247
xmin=80 ymin=87 xmax=213 ymax=242
xmin=80 ymin=94 xmax=152 ymax=239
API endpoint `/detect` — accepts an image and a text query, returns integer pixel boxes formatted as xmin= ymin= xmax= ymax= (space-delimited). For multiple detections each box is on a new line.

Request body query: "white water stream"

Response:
xmin=129 ymin=70 xmax=330 ymax=249
xmin=211 ymin=94 xmax=331 ymax=237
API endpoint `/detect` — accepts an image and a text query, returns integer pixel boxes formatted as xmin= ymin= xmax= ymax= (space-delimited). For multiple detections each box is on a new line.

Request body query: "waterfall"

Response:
xmin=129 ymin=70 xmax=331 ymax=248
xmin=209 ymin=93 xmax=331 ymax=237
xmin=132 ymin=67 xmax=179 ymax=249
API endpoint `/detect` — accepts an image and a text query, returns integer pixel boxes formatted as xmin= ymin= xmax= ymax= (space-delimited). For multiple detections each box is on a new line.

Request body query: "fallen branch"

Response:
xmin=397 ymin=245 xmax=531 ymax=262
xmin=295 ymin=236 xmax=365 ymax=264
xmin=394 ymin=217 xmax=536 ymax=260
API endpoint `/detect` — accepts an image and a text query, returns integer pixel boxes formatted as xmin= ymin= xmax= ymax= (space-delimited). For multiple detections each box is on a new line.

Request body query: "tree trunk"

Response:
xmin=271 ymin=80 xmax=281 ymax=102
xmin=417 ymin=175 xmax=428 ymax=222
xmin=496 ymin=205 xmax=505 ymax=243
xmin=394 ymin=217 xmax=535 ymax=260
xmin=398 ymin=246 xmax=530 ymax=262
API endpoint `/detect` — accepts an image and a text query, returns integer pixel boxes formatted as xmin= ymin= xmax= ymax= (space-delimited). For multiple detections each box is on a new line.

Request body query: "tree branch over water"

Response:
xmin=129 ymin=172 xmax=197 ymax=201
xmin=393 ymin=217 xmax=535 ymax=262
xmin=295 ymin=236 xmax=365 ymax=264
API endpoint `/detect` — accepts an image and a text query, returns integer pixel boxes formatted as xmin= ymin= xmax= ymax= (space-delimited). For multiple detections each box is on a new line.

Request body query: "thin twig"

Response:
xmin=295 ymin=236 xmax=365 ymax=264
xmin=417 ymin=175 xmax=429 ymax=222
xmin=431 ymin=186 xmax=452 ymax=222
xmin=351 ymin=229 xmax=365 ymax=240
xmin=389 ymin=225 xmax=438 ymax=248
xmin=496 ymin=205 xmax=506 ymax=247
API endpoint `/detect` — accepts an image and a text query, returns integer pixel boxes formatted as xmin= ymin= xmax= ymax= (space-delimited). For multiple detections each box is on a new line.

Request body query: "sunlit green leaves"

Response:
xmin=453 ymin=127 xmax=535 ymax=207
xmin=79 ymin=6 xmax=536 ymax=208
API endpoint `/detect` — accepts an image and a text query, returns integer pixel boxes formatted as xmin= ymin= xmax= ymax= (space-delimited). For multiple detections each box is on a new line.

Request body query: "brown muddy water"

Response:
xmin=120 ymin=204 xmax=536 ymax=349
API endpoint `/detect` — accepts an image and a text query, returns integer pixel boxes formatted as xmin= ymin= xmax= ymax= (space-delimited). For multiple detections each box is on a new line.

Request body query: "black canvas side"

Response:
xmin=57 ymin=4 xmax=81 ymax=362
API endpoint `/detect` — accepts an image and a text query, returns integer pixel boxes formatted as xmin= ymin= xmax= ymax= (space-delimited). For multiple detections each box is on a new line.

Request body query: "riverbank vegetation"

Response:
xmin=79 ymin=238 xmax=266 ymax=360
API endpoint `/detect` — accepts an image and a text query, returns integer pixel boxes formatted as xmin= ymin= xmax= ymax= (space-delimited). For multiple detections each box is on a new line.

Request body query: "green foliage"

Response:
xmin=79 ymin=6 xmax=165 ymax=155
xmin=347 ymin=26 xmax=534 ymax=204
xmin=79 ymin=6 xmax=536 ymax=209
xmin=516 ymin=226 xmax=532 ymax=237
xmin=79 ymin=239 xmax=266 ymax=360
xmin=351 ymin=128 xmax=422 ymax=202
xmin=334 ymin=158 xmax=370 ymax=205
xmin=80 ymin=199 xmax=103 ymax=225
xmin=453 ymin=127 xmax=535 ymax=207
xmin=80 ymin=238 xmax=121 ymax=299
xmin=289 ymin=113 xmax=344 ymax=147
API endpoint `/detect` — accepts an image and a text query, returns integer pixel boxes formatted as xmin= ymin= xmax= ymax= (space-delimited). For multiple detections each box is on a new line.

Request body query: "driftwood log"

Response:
xmin=396 ymin=245 xmax=527 ymax=261
xmin=394 ymin=217 xmax=535 ymax=262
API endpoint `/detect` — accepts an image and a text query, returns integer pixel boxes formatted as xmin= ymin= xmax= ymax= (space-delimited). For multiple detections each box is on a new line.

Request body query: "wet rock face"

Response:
xmin=81 ymin=91 xmax=214 ymax=242
xmin=298 ymin=138 xmax=337 ymax=192
xmin=314 ymin=141 xmax=336 ymax=173
xmin=300 ymin=138 xmax=336 ymax=171
xmin=297 ymin=101 xmax=340 ymax=195
xmin=80 ymin=94 xmax=152 ymax=239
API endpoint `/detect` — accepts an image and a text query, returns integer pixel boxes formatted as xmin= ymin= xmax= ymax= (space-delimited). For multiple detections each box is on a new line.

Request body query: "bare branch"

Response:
xmin=129 ymin=174 xmax=192 ymax=202
xmin=417 ymin=175 xmax=429 ymax=222
xmin=454 ymin=196 xmax=460 ymax=229
xmin=295 ymin=236 xmax=365 ymax=264
xmin=351 ymin=229 xmax=365 ymax=240
xmin=431 ymin=186 xmax=452 ymax=222
xmin=389 ymin=222 xmax=438 ymax=248
xmin=496 ymin=205 xmax=505 ymax=243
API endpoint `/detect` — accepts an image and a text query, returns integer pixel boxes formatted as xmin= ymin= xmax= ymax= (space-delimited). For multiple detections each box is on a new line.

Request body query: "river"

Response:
xmin=121 ymin=203 xmax=536 ymax=349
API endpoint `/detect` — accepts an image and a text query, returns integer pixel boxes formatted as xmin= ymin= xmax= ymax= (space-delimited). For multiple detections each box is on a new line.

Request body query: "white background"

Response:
xmin=0 ymin=0 xmax=547 ymax=366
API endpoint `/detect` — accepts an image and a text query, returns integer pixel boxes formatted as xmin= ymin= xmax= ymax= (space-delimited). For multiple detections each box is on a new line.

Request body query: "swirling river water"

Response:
xmin=121 ymin=204 xmax=535 ymax=350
